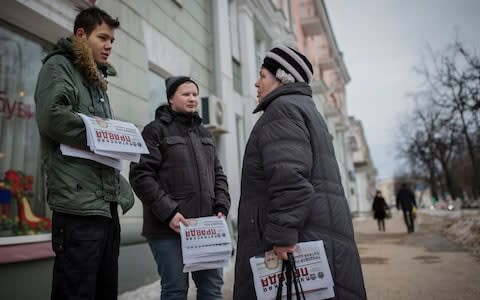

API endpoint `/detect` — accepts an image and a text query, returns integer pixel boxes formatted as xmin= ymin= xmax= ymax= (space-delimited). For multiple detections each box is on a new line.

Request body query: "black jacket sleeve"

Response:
xmin=212 ymin=154 xmax=230 ymax=216
xmin=259 ymin=110 xmax=313 ymax=247
xmin=129 ymin=123 xmax=178 ymax=222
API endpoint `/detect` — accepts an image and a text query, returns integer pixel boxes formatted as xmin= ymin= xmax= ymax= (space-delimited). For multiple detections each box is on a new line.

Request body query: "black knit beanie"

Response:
xmin=165 ymin=76 xmax=199 ymax=100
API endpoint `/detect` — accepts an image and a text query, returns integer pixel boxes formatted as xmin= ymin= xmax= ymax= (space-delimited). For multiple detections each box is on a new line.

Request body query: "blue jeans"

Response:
xmin=148 ymin=238 xmax=224 ymax=300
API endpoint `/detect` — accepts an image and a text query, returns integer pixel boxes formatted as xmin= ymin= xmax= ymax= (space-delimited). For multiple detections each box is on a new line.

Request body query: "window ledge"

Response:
xmin=0 ymin=233 xmax=51 ymax=246
xmin=0 ymin=240 xmax=54 ymax=264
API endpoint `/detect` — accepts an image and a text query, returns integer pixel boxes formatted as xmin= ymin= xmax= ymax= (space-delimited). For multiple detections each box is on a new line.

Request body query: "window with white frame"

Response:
xmin=148 ymin=70 xmax=168 ymax=121
xmin=228 ymin=0 xmax=240 ymax=61
xmin=229 ymin=0 xmax=243 ymax=94
xmin=0 ymin=23 xmax=51 ymax=239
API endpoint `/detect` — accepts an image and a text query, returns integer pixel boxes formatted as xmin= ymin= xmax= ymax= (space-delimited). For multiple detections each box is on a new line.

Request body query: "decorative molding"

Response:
xmin=0 ymin=0 xmax=73 ymax=43
xmin=311 ymin=79 xmax=330 ymax=94
xmin=141 ymin=20 xmax=192 ymax=76
xmin=69 ymin=0 xmax=95 ymax=9
xmin=242 ymin=0 xmax=295 ymax=44
xmin=315 ymin=0 xmax=350 ymax=84
xmin=171 ymin=0 xmax=183 ymax=9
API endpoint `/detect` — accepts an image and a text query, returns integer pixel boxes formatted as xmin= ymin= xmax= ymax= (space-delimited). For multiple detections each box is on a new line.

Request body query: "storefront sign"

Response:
xmin=0 ymin=90 xmax=35 ymax=120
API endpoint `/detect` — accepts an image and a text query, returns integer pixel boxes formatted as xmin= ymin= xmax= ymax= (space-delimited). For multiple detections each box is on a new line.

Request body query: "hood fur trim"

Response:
xmin=72 ymin=36 xmax=110 ymax=91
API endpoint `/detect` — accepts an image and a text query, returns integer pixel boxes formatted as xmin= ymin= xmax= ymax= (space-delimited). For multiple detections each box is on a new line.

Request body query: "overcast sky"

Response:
xmin=324 ymin=0 xmax=480 ymax=180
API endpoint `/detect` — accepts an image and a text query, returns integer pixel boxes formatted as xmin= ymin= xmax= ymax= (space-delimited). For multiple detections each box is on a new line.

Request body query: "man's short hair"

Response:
xmin=74 ymin=7 xmax=120 ymax=35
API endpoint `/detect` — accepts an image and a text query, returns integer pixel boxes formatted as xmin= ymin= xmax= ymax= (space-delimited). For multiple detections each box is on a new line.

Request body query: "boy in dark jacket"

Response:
xmin=130 ymin=76 xmax=230 ymax=300
xmin=35 ymin=7 xmax=133 ymax=300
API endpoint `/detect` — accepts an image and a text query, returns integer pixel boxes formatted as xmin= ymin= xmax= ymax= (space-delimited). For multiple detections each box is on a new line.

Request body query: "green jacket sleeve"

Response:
xmin=35 ymin=56 xmax=88 ymax=149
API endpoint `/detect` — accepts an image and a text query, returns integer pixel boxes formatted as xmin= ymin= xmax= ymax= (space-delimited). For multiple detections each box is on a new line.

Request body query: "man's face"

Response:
xmin=255 ymin=68 xmax=281 ymax=103
xmin=76 ymin=22 xmax=115 ymax=64
xmin=169 ymin=82 xmax=199 ymax=113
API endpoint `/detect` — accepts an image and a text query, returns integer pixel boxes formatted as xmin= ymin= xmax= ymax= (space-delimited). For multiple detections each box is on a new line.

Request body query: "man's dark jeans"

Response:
xmin=51 ymin=204 xmax=120 ymax=300
xmin=402 ymin=210 xmax=415 ymax=233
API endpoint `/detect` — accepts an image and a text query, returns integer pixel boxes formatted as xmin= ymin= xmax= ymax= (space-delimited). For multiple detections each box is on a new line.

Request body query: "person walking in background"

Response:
xmin=372 ymin=190 xmax=388 ymax=232
xmin=129 ymin=76 xmax=230 ymax=300
xmin=233 ymin=45 xmax=366 ymax=300
xmin=35 ymin=7 xmax=134 ymax=299
xmin=396 ymin=183 xmax=417 ymax=233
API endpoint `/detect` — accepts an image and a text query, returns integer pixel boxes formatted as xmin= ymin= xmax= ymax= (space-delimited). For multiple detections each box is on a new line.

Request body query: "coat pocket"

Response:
xmin=162 ymin=136 xmax=189 ymax=167
xmin=201 ymin=137 xmax=215 ymax=165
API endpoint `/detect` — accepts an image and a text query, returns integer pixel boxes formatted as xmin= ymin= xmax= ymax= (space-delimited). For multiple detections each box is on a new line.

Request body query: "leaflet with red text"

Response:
xmin=249 ymin=240 xmax=335 ymax=300
xmin=78 ymin=113 xmax=148 ymax=162
xmin=180 ymin=216 xmax=233 ymax=272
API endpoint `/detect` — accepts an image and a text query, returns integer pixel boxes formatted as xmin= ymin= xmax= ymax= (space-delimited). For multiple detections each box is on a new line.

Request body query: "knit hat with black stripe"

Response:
xmin=262 ymin=45 xmax=314 ymax=84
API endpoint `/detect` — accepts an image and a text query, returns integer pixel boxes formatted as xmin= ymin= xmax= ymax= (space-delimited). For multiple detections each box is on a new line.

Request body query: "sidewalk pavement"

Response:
xmin=120 ymin=210 xmax=480 ymax=299
xmin=356 ymin=210 xmax=480 ymax=299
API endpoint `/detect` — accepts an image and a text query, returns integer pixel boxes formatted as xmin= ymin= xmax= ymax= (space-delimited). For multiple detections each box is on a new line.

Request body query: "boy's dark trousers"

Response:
xmin=402 ymin=210 xmax=415 ymax=233
xmin=51 ymin=204 xmax=120 ymax=300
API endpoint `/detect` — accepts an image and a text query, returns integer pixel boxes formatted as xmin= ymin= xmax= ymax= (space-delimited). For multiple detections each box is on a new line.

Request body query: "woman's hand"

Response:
xmin=273 ymin=244 xmax=297 ymax=260
xmin=169 ymin=212 xmax=189 ymax=233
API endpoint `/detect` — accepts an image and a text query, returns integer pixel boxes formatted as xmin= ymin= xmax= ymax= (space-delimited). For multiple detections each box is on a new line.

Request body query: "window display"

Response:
xmin=0 ymin=24 xmax=51 ymax=238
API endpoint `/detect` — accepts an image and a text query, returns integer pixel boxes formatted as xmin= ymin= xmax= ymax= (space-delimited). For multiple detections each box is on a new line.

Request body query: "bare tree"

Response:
xmin=416 ymin=101 xmax=461 ymax=199
xmin=414 ymin=38 xmax=480 ymax=197
xmin=396 ymin=108 xmax=440 ymax=199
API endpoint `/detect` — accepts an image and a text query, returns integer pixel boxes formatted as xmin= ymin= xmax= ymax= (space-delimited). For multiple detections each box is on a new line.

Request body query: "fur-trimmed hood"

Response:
xmin=43 ymin=36 xmax=116 ymax=91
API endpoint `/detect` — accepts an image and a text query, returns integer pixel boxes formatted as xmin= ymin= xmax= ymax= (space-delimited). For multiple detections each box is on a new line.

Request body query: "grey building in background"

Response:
xmin=0 ymin=0 xmax=374 ymax=298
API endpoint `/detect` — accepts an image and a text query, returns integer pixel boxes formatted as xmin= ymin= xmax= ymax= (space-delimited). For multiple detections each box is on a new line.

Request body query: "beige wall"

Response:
xmin=98 ymin=0 xmax=214 ymax=127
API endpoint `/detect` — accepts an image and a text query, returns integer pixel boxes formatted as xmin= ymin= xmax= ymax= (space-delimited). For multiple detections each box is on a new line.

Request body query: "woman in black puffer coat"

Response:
xmin=233 ymin=45 xmax=367 ymax=300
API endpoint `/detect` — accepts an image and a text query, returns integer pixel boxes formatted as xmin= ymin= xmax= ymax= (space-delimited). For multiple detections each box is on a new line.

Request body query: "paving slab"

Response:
xmin=356 ymin=211 xmax=480 ymax=300
xmin=120 ymin=210 xmax=480 ymax=299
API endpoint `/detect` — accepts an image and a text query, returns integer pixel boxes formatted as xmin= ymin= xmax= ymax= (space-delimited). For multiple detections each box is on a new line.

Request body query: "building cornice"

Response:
xmin=349 ymin=116 xmax=376 ymax=172
xmin=240 ymin=0 xmax=296 ymax=45
xmin=315 ymin=0 xmax=350 ymax=84
xmin=311 ymin=79 xmax=331 ymax=95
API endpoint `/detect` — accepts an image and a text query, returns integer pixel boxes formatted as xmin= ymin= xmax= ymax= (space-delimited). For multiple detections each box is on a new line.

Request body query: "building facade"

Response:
xmin=0 ymin=0 xmax=295 ymax=297
xmin=348 ymin=116 xmax=377 ymax=213
xmin=0 ymin=0 xmax=372 ymax=297
xmin=290 ymin=0 xmax=360 ymax=211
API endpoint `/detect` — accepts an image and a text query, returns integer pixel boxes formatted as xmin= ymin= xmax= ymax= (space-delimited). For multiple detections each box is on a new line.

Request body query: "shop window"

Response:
xmin=0 ymin=24 xmax=51 ymax=239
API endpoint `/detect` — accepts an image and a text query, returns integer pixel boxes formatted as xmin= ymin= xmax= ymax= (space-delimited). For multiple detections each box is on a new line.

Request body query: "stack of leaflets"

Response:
xmin=180 ymin=216 xmax=233 ymax=272
xmin=60 ymin=113 xmax=149 ymax=169
xmin=249 ymin=240 xmax=335 ymax=300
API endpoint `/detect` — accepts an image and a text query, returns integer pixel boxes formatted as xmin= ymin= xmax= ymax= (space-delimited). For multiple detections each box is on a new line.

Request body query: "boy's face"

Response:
xmin=76 ymin=22 xmax=115 ymax=64
xmin=169 ymin=82 xmax=199 ymax=113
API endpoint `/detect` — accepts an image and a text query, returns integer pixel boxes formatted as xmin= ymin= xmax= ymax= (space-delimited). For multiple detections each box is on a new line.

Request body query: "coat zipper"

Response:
xmin=187 ymin=128 xmax=203 ymax=216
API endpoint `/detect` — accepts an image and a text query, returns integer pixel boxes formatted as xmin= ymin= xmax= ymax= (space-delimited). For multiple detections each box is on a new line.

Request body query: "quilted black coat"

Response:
xmin=233 ymin=83 xmax=366 ymax=299
xmin=129 ymin=105 xmax=230 ymax=238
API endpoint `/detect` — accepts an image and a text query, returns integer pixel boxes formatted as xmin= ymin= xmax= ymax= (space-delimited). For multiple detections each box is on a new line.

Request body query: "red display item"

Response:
xmin=17 ymin=196 xmax=51 ymax=231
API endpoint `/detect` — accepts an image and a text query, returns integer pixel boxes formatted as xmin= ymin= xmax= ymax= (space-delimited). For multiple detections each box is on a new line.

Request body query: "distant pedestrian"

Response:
xmin=372 ymin=190 xmax=388 ymax=232
xmin=396 ymin=183 xmax=417 ymax=233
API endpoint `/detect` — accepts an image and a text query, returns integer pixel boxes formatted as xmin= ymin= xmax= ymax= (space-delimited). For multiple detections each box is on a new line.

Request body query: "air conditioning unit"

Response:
xmin=200 ymin=95 xmax=227 ymax=133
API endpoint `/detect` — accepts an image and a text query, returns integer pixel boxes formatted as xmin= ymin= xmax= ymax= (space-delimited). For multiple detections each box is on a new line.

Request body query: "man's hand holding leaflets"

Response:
xmin=179 ymin=216 xmax=233 ymax=272
xmin=60 ymin=113 xmax=149 ymax=169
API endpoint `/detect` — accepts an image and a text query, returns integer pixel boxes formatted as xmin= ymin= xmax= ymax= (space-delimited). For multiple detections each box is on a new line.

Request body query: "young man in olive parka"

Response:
xmin=35 ymin=7 xmax=133 ymax=299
